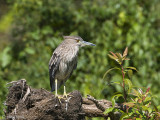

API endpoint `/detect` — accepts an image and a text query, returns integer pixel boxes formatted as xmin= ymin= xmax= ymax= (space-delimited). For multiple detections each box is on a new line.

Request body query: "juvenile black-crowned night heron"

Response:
xmin=49 ymin=36 xmax=95 ymax=97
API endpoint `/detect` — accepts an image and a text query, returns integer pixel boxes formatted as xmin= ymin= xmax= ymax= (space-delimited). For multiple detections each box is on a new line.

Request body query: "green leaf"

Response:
xmin=128 ymin=70 xmax=133 ymax=79
xmin=111 ymin=97 xmax=116 ymax=108
xmin=42 ymin=26 xmax=53 ymax=35
xmin=148 ymin=108 xmax=152 ymax=114
xmin=141 ymin=105 xmax=148 ymax=111
xmin=103 ymin=67 xmax=120 ymax=79
xmin=156 ymin=105 xmax=160 ymax=111
xmin=136 ymin=118 xmax=141 ymax=120
xmin=120 ymin=113 xmax=128 ymax=120
xmin=107 ymin=117 xmax=111 ymax=120
xmin=30 ymin=30 xmax=40 ymax=40
xmin=116 ymin=53 xmax=123 ymax=64
xmin=113 ymin=82 xmax=121 ymax=85
xmin=144 ymin=96 xmax=151 ymax=102
xmin=111 ymin=92 xmax=123 ymax=108
xmin=108 ymin=54 xmax=118 ymax=61
xmin=124 ymin=79 xmax=132 ymax=93
xmin=103 ymin=107 xmax=114 ymax=114
xmin=0 ymin=47 xmax=12 ymax=68
xmin=25 ymin=47 xmax=35 ymax=55
xmin=125 ymin=67 xmax=138 ymax=71
xmin=124 ymin=102 xmax=135 ymax=108
xmin=131 ymin=89 xmax=139 ymax=97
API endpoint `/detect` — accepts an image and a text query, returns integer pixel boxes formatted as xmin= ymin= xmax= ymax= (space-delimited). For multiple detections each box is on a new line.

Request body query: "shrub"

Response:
xmin=0 ymin=0 xmax=160 ymax=118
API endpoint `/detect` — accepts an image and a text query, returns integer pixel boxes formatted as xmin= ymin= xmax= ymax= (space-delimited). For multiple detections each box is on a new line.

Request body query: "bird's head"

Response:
xmin=63 ymin=36 xmax=96 ymax=47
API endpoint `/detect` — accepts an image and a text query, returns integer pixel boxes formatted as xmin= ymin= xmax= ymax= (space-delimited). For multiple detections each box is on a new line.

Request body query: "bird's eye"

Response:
xmin=76 ymin=39 xmax=80 ymax=42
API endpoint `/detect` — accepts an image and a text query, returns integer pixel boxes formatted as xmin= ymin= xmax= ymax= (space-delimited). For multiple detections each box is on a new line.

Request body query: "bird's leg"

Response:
xmin=55 ymin=79 xmax=62 ymax=98
xmin=63 ymin=84 xmax=67 ymax=97
xmin=63 ymin=83 xmax=73 ymax=98
xmin=55 ymin=79 xmax=58 ymax=97
xmin=55 ymin=79 xmax=63 ymax=104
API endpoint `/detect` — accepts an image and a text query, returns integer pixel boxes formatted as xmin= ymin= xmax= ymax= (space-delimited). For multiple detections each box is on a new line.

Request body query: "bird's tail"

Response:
xmin=50 ymin=77 xmax=55 ymax=92
xmin=50 ymin=78 xmax=64 ymax=92
xmin=51 ymin=85 xmax=55 ymax=92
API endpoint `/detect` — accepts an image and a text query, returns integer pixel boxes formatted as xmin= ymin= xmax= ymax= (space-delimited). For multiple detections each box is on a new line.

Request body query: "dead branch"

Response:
xmin=4 ymin=79 xmax=125 ymax=120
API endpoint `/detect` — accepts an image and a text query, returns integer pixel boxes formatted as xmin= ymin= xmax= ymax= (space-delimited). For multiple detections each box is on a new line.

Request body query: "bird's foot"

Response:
xmin=63 ymin=92 xmax=73 ymax=99
xmin=63 ymin=93 xmax=73 ymax=111
xmin=55 ymin=95 xmax=63 ymax=103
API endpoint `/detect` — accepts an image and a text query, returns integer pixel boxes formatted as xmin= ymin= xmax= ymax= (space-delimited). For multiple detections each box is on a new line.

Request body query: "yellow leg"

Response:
xmin=63 ymin=85 xmax=73 ymax=98
xmin=63 ymin=85 xmax=67 ymax=97
xmin=55 ymin=79 xmax=58 ymax=97
xmin=55 ymin=79 xmax=63 ymax=103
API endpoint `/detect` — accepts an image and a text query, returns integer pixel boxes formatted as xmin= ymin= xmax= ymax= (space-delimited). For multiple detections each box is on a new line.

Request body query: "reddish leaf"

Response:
xmin=146 ymin=87 xmax=150 ymax=94
xmin=138 ymin=99 xmax=142 ymax=103
xmin=123 ymin=47 xmax=128 ymax=57
xmin=115 ymin=53 xmax=123 ymax=64
xmin=109 ymin=51 xmax=118 ymax=58
xmin=116 ymin=53 xmax=123 ymax=58
xmin=142 ymin=96 xmax=146 ymax=101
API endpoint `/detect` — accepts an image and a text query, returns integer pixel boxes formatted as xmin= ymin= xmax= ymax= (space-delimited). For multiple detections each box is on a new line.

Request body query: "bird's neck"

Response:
xmin=65 ymin=45 xmax=79 ymax=62
xmin=70 ymin=45 xmax=79 ymax=57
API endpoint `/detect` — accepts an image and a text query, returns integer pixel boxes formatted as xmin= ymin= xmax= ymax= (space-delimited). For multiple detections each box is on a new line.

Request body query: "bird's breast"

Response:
xmin=55 ymin=46 xmax=79 ymax=80
xmin=56 ymin=57 xmax=77 ymax=80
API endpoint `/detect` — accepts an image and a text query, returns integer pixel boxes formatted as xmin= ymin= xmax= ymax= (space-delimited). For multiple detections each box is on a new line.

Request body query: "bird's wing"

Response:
xmin=73 ymin=62 xmax=77 ymax=71
xmin=65 ymin=59 xmax=77 ymax=82
xmin=49 ymin=53 xmax=60 ymax=92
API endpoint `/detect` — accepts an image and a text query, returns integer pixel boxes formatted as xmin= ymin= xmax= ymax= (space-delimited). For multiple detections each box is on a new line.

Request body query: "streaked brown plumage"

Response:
xmin=49 ymin=36 xmax=95 ymax=94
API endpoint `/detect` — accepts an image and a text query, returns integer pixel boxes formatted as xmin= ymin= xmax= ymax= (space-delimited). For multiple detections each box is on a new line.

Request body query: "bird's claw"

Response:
xmin=63 ymin=93 xmax=73 ymax=99
xmin=55 ymin=95 xmax=63 ymax=103
xmin=55 ymin=93 xmax=73 ymax=111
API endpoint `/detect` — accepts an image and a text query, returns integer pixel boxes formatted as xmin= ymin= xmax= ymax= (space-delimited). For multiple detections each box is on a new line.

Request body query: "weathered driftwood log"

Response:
xmin=4 ymin=79 xmax=124 ymax=120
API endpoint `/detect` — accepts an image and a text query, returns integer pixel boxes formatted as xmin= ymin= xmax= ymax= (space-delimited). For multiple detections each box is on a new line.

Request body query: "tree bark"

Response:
xmin=4 ymin=79 xmax=125 ymax=120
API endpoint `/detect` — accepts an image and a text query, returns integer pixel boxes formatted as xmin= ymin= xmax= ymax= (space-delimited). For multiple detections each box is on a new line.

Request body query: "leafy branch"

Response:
xmin=104 ymin=47 xmax=136 ymax=102
xmin=103 ymin=47 xmax=160 ymax=119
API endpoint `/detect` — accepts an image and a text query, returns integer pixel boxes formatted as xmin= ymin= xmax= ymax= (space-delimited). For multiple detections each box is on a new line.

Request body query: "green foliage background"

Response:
xmin=0 ymin=0 xmax=160 ymax=118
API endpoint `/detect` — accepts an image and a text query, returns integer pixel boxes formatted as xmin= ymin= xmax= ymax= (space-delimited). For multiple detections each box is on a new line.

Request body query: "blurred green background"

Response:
xmin=0 ymin=0 xmax=160 ymax=119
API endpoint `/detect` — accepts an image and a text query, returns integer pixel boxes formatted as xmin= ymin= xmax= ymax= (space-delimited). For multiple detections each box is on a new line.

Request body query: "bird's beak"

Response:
xmin=81 ymin=41 xmax=96 ymax=46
